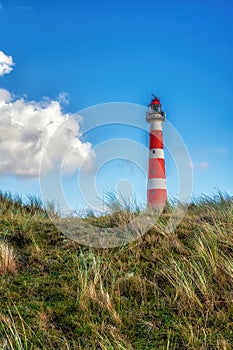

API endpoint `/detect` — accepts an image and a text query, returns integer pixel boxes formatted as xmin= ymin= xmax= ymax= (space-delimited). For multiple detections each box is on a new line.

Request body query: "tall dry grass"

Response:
xmin=0 ymin=242 xmax=17 ymax=275
xmin=0 ymin=191 xmax=232 ymax=349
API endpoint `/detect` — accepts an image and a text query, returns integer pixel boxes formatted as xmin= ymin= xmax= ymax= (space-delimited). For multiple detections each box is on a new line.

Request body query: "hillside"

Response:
xmin=0 ymin=191 xmax=232 ymax=349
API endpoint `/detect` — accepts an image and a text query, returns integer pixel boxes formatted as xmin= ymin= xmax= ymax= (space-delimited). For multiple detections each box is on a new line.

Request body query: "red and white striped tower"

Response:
xmin=146 ymin=95 xmax=167 ymax=207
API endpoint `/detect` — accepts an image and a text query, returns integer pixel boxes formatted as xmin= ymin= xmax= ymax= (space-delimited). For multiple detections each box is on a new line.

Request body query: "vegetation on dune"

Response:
xmin=0 ymin=190 xmax=232 ymax=349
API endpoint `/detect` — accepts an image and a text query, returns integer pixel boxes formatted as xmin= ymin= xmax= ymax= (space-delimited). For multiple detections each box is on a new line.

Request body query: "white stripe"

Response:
xmin=150 ymin=120 xmax=162 ymax=130
xmin=147 ymin=178 xmax=167 ymax=190
xmin=149 ymin=148 xmax=165 ymax=159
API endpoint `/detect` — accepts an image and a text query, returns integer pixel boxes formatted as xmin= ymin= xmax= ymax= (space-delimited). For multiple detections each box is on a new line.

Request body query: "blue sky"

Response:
xmin=0 ymin=0 xmax=232 ymax=211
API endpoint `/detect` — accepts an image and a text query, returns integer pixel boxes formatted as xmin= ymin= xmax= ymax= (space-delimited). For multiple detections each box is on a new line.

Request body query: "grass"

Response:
xmin=0 ymin=190 xmax=232 ymax=349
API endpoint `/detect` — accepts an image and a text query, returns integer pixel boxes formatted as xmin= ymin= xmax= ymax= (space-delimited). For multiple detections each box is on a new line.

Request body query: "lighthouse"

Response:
xmin=146 ymin=95 xmax=167 ymax=207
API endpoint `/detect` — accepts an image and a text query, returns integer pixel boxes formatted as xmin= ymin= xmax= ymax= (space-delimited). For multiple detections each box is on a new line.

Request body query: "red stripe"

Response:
xmin=149 ymin=130 xmax=164 ymax=149
xmin=147 ymin=189 xmax=167 ymax=207
xmin=148 ymin=158 xmax=166 ymax=178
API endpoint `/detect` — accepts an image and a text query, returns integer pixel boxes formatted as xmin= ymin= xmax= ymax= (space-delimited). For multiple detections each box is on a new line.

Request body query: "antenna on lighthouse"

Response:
xmin=146 ymin=95 xmax=167 ymax=207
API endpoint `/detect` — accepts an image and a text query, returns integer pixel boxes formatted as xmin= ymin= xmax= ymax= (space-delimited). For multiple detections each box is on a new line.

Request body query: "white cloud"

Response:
xmin=209 ymin=148 xmax=228 ymax=155
xmin=58 ymin=92 xmax=70 ymax=105
xmin=0 ymin=88 xmax=95 ymax=177
xmin=191 ymin=161 xmax=209 ymax=170
xmin=0 ymin=51 xmax=14 ymax=76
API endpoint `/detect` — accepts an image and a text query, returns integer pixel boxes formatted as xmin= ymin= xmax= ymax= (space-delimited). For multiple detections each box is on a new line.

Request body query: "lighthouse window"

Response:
xmin=153 ymin=105 xmax=161 ymax=112
xmin=153 ymin=150 xmax=155 ymax=154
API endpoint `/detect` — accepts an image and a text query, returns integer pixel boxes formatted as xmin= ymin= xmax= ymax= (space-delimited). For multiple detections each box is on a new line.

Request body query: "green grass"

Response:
xmin=0 ymin=190 xmax=232 ymax=349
